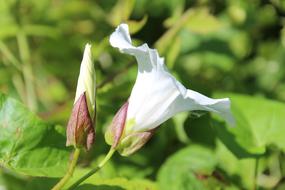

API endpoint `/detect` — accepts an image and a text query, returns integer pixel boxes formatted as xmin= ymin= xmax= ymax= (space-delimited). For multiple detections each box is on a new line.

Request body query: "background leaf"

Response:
xmin=214 ymin=93 xmax=285 ymax=155
xmin=157 ymin=145 xmax=218 ymax=190
xmin=65 ymin=166 xmax=158 ymax=190
xmin=0 ymin=93 xmax=70 ymax=177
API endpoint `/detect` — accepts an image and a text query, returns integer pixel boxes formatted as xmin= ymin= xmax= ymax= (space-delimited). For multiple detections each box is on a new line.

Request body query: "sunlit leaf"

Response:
xmin=166 ymin=36 xmax=181 ymax=69
xmin=172 ymin=112 xmax=190 ymax=144
xmin=126 ymin=15 xmax=148 ymax=34
xmin=163 ymin=1 xmax=184 ymax=28
xmin=215 ymin=140 xmax=256 ymax=189
xmin=108 ymin=0 xmax=135 ymax=26
xmin=155 ymin=8 xmax=223 ymax=54
xmin=185 ymin=8 xmax=222 ymax=34
xmin=65 ymin=166 xmax=158 ymax=190
xmin=0 ymin=24 xmax=18 ymax=39
xmin=23 ymin=24 xmax=59 ymax=38
xmin=157 ymin=145 xmax=217 ymax=190
xmin=214 ymin=93 xmax=285 ymax=155
xmin=0 ymin=93 xmax=70 ymax=177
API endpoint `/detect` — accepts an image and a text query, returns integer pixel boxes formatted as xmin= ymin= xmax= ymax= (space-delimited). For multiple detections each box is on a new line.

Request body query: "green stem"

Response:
xmin=0 ymin=41 xmax=22 ymax=71
xmin=0 ymin=41 xmax=26 ymax=102
xmin=51 ymin=148 xmax=81 ymax=190
xmin=17 ymin=31 xmax=37 ymax=111
xmin=253 ymin=157 xmax=259 ymax=190
xmin=67 ymin=148 xmax=116 ymax=190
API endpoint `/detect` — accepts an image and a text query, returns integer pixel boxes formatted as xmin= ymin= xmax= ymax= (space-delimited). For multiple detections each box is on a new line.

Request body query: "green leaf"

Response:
xmin=215 ymin=140 xmax=256 ymax=189
xmin=126 ymin=15 xmax=148 ymax=34
xmin=172 ymin=112 xmax=190 ymax=144
xmin=166 ymin=36 xmax=181 ymax=69
xmin=155 ymin=9 xmax=193 ymax=54
xmin=108 ymin=0 xmax=135 ymax=26
xmin=163 ymin=1 xmax=184 ymax=28
xmin=23 ymin=24 xmax=59 ymax=38
xmin=76 ymin=178 xmax=157 ymax=190
xmin=66 ymin=166 xmax=158 ymax=190
xmin=0 ymin=171 xmax=57 ymax=190
xmin=214 ymin=93 xmax=285 ymax=156
xmin=213 ymin=104 xmax=265 ymax=158
xmin=0 ymin=93 xmax=70 ymax=177
xmin=157 ymin=145 xmax=217 ymax=190
xmin=185 ymin=8 xmax=223 ymax=34
xmin=0 ymin=24 xmax=18 ymax=39
xmin=155 ymin=8 xmax=223 ymax=54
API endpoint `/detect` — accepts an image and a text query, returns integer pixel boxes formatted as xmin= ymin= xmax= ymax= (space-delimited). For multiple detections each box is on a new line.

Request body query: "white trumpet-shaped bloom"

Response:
xmin=110 ymin=24 xmax=235 ymax=132
xmin=75 ymin=43 xmax=96 ymax=118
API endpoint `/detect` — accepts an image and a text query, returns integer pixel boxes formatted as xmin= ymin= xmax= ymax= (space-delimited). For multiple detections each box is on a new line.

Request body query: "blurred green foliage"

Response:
xmin=1 ymin=0 xmax=285 ymax=189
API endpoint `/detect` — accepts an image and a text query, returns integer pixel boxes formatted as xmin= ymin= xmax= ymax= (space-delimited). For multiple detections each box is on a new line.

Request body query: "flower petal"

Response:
xmin=75 ymin=43 xmax=96 ymax=118
xmin=109 ymin=24 xmax=133 ymax=50
xmin=110 ymin=23 xmax=162 ymax=72
xmin=110 ymin=24 xmax=235 ymax=132
xmin=110 ymin=24 xmax=183 ymax=131
xmin=166 ymin=88 xmax=235 ymax=126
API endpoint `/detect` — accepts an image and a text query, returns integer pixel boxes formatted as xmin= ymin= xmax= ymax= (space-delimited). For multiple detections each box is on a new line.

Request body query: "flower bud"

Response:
xmin=105 ymin=101 xmax=155 ymax=156
xmin=66 ymin=44 xmax=96 ymax=150
xmin=116 ymin=129 xmax=154 ymax=156
xmin=75 ymin=43 xmax=96 ymax=119
xmin=105 ymin=102 xmax=129 ymax=148
xmin=66 ymin=93 xmax=95 ymax=150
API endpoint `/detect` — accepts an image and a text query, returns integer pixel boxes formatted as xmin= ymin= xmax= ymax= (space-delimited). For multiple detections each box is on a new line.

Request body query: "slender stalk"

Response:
xmin=17 ymin=31 xmax=37 ymax=111
xmin=12 ymin=74 xmax=27 ymax=105
xmin=253 ymin=158 xmax=259 ymax=190
xmin=67 ymin=148 xmax=116 ymax=190
xmin=0 ymin=41 xmax=26 ymax=102
xmin=51 ymin=148 xmax=81 ymax=190
xmin=0 ymin=41 xmax=22 ymax=71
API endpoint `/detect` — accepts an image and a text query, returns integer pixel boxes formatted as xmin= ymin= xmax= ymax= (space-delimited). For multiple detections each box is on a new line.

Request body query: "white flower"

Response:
xmin=109 ymin=24 xmax=235 ymax=134
xmin=74 ymin=43 xmax=96 ymax=118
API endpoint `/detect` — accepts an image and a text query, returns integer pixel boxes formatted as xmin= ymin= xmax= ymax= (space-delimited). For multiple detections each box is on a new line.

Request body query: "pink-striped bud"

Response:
xmin=66 ymin=93 xmax=95 ymax=150
xmin=105 ymin=101 xmax=155 ymax=156
xmin=105 ymin=102 xmax=129 ymax=148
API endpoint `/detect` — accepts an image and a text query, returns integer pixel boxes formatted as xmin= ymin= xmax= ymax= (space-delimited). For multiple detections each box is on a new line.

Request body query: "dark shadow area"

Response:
xmin=191 ymin=39 xmax=235 ymax=58
xmin=212 ymin=119 xmax=263 ymax=159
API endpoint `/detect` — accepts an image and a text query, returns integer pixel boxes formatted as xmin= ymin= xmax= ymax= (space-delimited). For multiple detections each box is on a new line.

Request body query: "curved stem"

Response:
xmin=67 ymin=148 xmax=116 ymax=190
xmin=51 ymin=148 xmax=81 ymax=190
